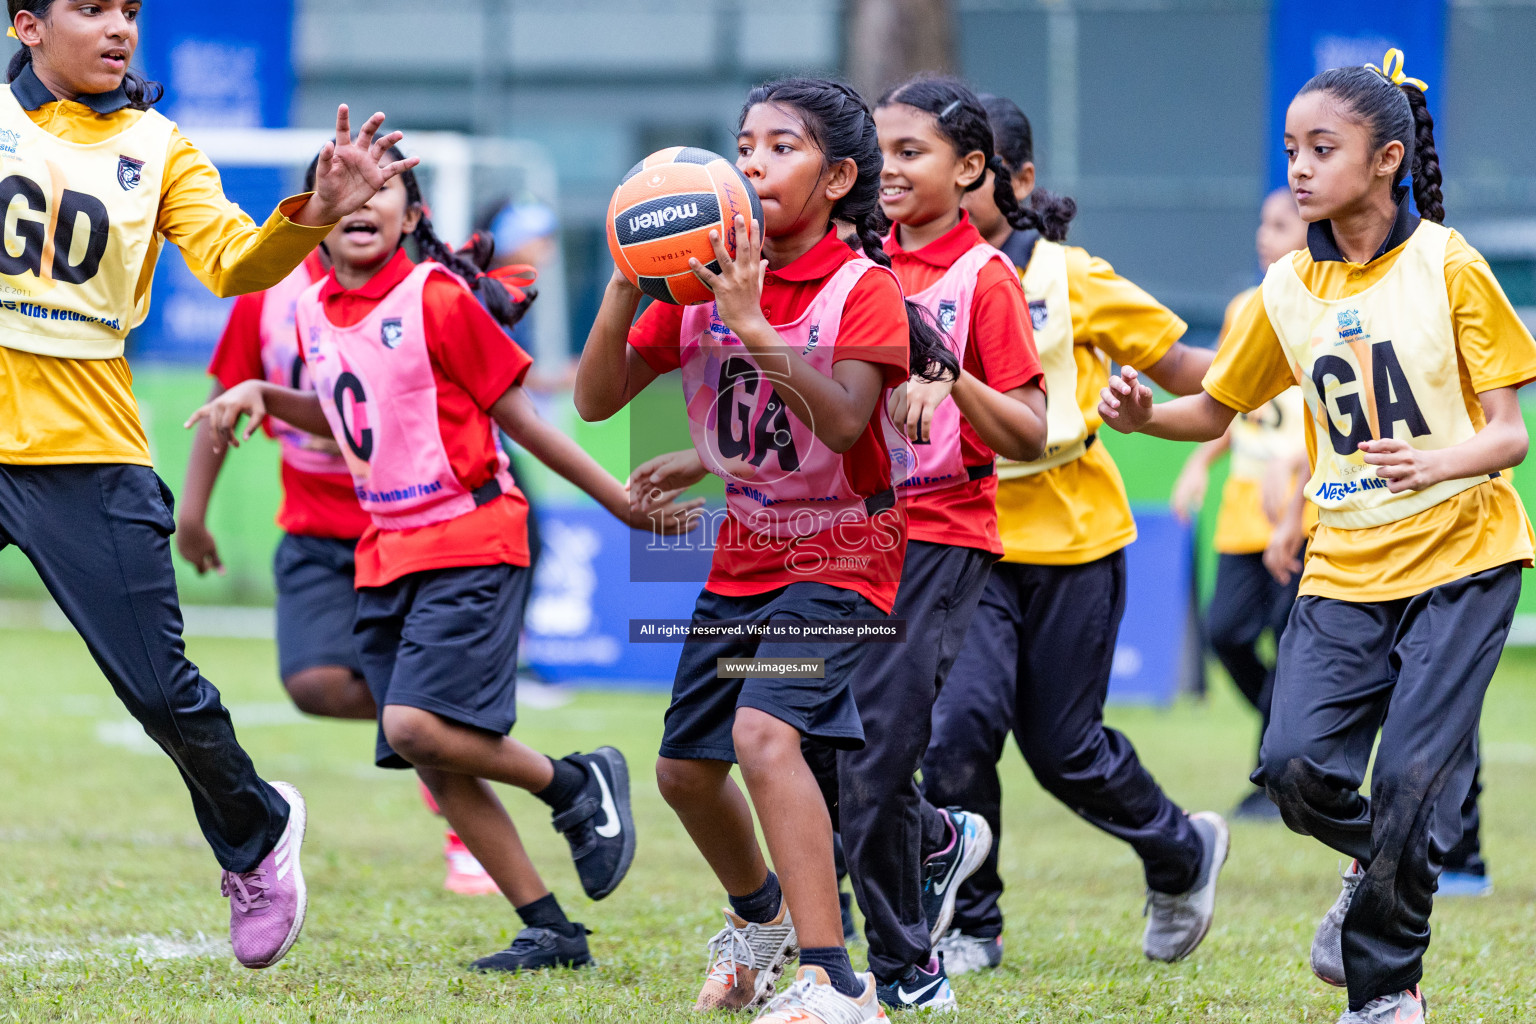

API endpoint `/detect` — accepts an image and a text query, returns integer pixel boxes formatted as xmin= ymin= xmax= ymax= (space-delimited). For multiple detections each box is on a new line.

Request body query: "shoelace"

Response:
xmin=221 ymin=869 xmax=271 ymax=915
xmin=705 ymin=925 xmax=755 ymax=987
xmin=762 ymin=975 xmax=815 ymax=1014
xmin=764 ymin=976 xmax=864 ymax=1024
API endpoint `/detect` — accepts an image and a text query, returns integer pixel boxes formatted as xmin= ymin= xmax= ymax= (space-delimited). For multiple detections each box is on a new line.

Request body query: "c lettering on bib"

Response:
xmin=333 ymin=371 xmax=373 ymax=462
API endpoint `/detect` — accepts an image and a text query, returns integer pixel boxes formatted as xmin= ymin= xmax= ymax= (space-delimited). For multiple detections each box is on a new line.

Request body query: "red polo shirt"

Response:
xmin=302 ymin=249 xmax=534 ymax=588
xmin=628 ymin=229 xmax=911 ymax=613
xmin=886 ymin=212 xmax=1042 ymax=554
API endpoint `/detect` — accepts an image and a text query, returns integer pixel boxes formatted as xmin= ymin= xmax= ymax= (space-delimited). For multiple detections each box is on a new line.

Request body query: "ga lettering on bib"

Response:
xmin=0 ymin=86 xmax=174 ymax=360
xmin=1264 ymin=221 xmax=1487 ymax=529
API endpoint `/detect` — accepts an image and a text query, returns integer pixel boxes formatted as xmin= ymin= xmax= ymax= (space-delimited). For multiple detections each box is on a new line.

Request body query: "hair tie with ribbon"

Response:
xmin=1365 ymin=48 xmax=1428 ymax=93
xmin=6 ymin=27 xmax=16 ymax=39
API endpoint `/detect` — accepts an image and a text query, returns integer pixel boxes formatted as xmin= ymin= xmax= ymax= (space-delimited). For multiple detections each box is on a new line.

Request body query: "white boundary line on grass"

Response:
xmin=0 ymin=931 xmax=226 ymax=966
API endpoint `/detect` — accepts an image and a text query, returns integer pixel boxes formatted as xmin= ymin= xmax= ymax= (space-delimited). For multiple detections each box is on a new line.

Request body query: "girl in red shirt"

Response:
xmin=575 ymin=78 xmax=955 ymax=1024
xmin=799 ymin=74 xmax=1047 ymax=1011
xmin=189 ymin=152 xmax=696 ymax=973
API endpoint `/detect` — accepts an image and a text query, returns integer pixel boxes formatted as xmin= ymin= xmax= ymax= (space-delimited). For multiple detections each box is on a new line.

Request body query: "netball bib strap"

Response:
xmin=0 ymin=86 xmax=174 ymax=360
xmin=997 ymin=238 xmax=1093 ymax=479
xmin=1263 ymin=221 xmax=1486 ymax=529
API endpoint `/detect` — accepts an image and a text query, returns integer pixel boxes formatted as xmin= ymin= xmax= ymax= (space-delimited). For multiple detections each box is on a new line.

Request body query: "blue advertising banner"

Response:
xmin=131 ymin=1 xmax=294 ymax=362
xmin=524 ymin=503 xmax=1198 ymax=706
xmin=1268 ymin=0 xmax=1446 ymax=190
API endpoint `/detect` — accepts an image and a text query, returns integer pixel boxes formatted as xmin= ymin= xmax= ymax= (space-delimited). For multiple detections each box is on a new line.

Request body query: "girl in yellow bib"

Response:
xmin=1099 ymin=51 xmax=1536 ymax=1024
xmin=0 ymin=0 xmax=415 ymax=970
xmin=1170 ymin=188 xmax=1308 ymax=820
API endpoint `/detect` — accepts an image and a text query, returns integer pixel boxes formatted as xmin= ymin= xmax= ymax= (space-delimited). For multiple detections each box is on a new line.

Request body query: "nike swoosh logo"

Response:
xmin=898 ymin=978 xmax=944 ymax=1004
xmin=592 ymin=761 xmax=622 ymax=840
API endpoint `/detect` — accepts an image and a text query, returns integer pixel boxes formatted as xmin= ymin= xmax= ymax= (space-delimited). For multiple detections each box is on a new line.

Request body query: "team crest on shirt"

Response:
xmin=936 ymin=300 xmax=958 ymax=333
xmin=380 ymin=317 xmax=405 ymax=349
xmin=803 ymin=324 xmax=820 ymax=355
xmin=1336 ymin=308 xmax=1365 ymax=343
xmin=116 ymin=155 xmax=145 ymax=191
xmin=0 ymin=129 xmax=19 ymax=156
xmin=1028 ymin=299 xmax=1049 ymax=331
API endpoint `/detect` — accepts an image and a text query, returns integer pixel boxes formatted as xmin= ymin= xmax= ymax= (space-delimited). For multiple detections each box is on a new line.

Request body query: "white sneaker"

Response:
xmin=1142 ymin=811 xmax=1229 ymax=962
xmin=1312 ymin=860 xmax=1362 ymax=987
xmin=694 ymin=902 xmax=798 ymax=1011
xmin=754 ymin=966 xmax=888 ymax=1023
xmin=1337 ymin=986 xmax=1426 ymax=1023
xmin=933 ymin=928 xmax=1002 ymax=975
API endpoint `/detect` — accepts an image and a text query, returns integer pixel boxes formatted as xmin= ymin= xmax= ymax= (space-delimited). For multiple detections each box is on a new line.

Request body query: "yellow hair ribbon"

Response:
xmin=1364 ymin=48 xmax=1428 ymax=93
xmin=5 ymin=27 xmax=15 ymax=39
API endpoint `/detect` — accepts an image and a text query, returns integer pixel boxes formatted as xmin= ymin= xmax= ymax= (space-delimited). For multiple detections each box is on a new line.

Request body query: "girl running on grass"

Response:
xmin=1169 ymin=187 xmax=1308 ymax=820
xmin=0 ymin=0 xmax=415 ymax=969
xmin=920 ymin=92 xmax=1228 ymax=974
xmin=798 ymin=73 xmax=1048 ymax=1014
xmin=178 ymin=246 xmax=506 ymax=897
xmin=188 ymin=150 xmax=697 ymax=973
xmin=1096 ymin=50 xmax=1536 ymax=1024
xmin=576 ymin=77 xmax=956 ymax=1024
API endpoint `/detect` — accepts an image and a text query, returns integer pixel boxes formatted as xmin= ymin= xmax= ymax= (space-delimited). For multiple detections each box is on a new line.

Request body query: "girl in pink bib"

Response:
xmin=575 ymin=77 xmax=958 ymax=1021
xmin=190 ymin=150 xmax=697 ymax=974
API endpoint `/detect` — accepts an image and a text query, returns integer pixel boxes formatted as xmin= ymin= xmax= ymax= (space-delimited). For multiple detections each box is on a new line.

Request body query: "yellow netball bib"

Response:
xmin=997 ymin=238 xmax=1098 ymax=479
xmin=0 ymin=86 xmax=173 ymax=360
xmin=1263 ymin=221 xmax=1486 ymax=529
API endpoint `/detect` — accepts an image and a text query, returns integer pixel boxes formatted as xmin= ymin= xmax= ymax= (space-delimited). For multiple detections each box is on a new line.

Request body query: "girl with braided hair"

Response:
xmin=1097 ymin=50 xmax=1536 ymax=1024
xmin=920 ymin=90 xmax=1229 ymax=975
xmin=578 ymin=76 xmax=955 ymax=1023
xmin=779 ymin=73 xmax=1051 ymax=1012
xmin=190 ymin=148 xmax=699 ymax=975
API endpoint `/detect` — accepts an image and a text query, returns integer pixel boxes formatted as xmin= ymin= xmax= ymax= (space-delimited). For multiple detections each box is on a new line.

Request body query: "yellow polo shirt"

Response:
xmin=996 ymin=244 xmax=1187 ymax=564
xmin=1205 ymin=218 xmax=1536 ymax=602
xmin=0 ymin=76 xmax=333 ymax=466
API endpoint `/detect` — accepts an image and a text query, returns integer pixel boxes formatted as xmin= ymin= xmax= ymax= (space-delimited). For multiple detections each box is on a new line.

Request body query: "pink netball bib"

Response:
xmin=297 ymin=262 xmax=514 ymax=531
xmin=258 ymin=260 xmax=352 ymax=476
xmin=892 ymin=243 xmax=1013 ymax=496
xmin=679 ymin=259 xmax=903 ymax=540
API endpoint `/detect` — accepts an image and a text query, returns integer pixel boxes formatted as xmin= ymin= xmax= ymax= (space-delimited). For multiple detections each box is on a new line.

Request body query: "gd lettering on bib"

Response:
xmin=679 ymin=259 xmax=902 ymax=540
xmin=0 ymin=86 xmax=174 ymax=360
xmin=1263 ymin=221 xmax=1487 ymax=529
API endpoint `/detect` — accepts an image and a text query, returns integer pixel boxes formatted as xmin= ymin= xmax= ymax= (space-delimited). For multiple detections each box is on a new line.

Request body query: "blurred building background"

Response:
xmin=284 ymin=0 xmax=1536 ymax=347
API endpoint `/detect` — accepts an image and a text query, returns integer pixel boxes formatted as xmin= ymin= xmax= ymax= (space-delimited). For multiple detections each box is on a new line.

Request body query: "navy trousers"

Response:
xmin=0 ymin=463 xmax=288 ymax=872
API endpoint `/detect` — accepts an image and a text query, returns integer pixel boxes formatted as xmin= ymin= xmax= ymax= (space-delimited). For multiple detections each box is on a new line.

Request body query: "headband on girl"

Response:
xmin=1365 ymin=48 xmax=1428 ymax=93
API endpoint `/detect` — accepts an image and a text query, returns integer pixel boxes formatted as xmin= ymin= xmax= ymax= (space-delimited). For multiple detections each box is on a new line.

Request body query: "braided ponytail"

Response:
xmin=739 ymin=77 xmax=957 ymax=383
xmin=304 ymin=148 xmax=535 ymax=333
xmin=1401 ymin=85 xmax=1444 ymax=224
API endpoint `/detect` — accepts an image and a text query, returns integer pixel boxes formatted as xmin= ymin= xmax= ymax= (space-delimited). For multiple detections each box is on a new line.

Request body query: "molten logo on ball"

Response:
xmin=628 ymin=202 xmax=700 ymax=235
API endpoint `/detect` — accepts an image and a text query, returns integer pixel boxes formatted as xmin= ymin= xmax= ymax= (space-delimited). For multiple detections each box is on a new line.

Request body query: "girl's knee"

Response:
xmin=381 ymin=705 xmax=446 ymax=766
xmin=732 ymin=710 xmax=800 ymax=771
xmin=655 ymin=755 xmax=724 ymax=808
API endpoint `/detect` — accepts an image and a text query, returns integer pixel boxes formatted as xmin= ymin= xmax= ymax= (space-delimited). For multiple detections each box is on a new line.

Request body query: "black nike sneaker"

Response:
xmin=920 ymin=808 xmax=993 ymax=943
xmin=551 ymin=747 xmax=635 ymax=900
xmin=875 ymin=956 xmax=957 ymax=1012
xmin=469 ymin=925 xmax=594 ymax=972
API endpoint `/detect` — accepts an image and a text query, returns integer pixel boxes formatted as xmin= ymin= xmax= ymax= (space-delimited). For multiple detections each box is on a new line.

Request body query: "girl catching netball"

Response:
xmin=793 ymin=74 xmax=1047 ymax=1013
xmin=577 ymin=77 xmax=956 ymax=1024
xmin=1169 ymin=187 xmax=1308 ymax=819
xmin=0 ymin=0 xmax=415 ymax=968
xmin=1098 ymin=50 xmax=1536 ymax=1023
xmin=920 ymin=92 xmax=1227 ymax=974
xmin=188 ymin=150 xmax=697 ymax=972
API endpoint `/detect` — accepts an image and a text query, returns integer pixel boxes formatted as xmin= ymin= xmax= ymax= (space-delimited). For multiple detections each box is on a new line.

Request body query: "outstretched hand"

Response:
xmin=296 ymin=105 xmax=420 ymax=227
xmin=184 ymin=380 xmax=268 ymax=454
xmin=1097 ymin=366 xmax=1155 ymax=433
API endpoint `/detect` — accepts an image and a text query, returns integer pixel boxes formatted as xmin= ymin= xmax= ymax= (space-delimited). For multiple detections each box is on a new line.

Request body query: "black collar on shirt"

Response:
xmin=1306 ymin=185 xmax=1419 ymax=264
xmin=9 ymin=62 xmax=131 ymax=114
xmin=1001 ymin=228 xmax=1039 ymax=270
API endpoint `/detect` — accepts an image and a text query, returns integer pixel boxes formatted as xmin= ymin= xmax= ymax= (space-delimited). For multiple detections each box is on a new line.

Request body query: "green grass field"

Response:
xmin=3 ymin=626 xmax=1536 ymax=1022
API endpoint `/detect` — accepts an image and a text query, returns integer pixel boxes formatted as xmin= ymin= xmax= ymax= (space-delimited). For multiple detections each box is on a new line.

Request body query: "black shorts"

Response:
xmin=659 ymin=582 xmax=876 ymax=763
xmin=273 ymin=533 xmax=363 ymax=680
xmin=354 ymin=563 xmax=531 ymax=769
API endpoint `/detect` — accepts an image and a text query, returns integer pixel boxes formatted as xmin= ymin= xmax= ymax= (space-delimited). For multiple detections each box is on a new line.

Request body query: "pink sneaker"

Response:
xmin=223 ymin=780 xmax=308 ymax=969
xmin=444 ymin=832 xmax=500 ymax=896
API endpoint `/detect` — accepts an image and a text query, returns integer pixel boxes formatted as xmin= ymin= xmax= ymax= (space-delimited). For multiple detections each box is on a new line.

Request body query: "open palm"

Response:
xmin=299 ymin=105 xmax=420 ymax=226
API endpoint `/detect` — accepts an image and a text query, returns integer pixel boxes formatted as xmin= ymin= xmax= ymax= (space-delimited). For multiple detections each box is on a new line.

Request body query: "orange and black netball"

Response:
xmin=607 ymin=147 xmax=764 ymax=305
